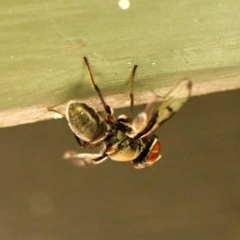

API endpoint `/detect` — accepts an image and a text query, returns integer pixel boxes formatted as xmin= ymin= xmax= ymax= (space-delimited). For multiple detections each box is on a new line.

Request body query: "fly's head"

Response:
xmin=131 ymin=137 xmax=161 ymax=169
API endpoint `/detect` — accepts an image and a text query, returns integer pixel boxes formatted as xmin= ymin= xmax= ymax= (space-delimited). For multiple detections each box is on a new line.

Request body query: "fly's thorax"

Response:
xmin=105 ymin=131 xmax=144 ymax=162
xmin=66 ymin=101 xmax=109 ymax=143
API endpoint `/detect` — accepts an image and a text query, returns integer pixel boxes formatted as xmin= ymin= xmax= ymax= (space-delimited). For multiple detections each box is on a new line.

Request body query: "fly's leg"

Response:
xmin=47 ymin=107 xmax=66 ymax=117
xmin=74 ymin=135 xmax=102 ymax=148
xmin=129 ymin=64 xmax=138 ymax=118
xmin=64 ymin=151 xmax=108 ymax=167
xmin=74 ymin=135 xmax=89 ymax=147
xmin=83 ymin=56 xmax=113 ymax=116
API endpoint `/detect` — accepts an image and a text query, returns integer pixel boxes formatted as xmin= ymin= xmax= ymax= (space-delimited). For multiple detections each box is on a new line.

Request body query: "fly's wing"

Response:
xmin=156 ymin=79 xmax=192 ymax=123
xmin=64 ymin=151 xmax=108 ymax=167
xmin=129 ymin=94 xmax=159 ymax=136
xmin=130 ymin=80 xmax=192 ymax=139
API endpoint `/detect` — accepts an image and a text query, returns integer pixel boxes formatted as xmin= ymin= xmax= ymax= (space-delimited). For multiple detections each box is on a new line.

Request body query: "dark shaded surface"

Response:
xmin=0 ymin=89 xmax=240 ymax=240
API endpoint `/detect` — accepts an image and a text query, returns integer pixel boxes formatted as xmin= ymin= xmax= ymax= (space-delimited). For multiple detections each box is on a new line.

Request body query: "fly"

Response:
xmin=49 ymin=57 xmax=192 ymax=169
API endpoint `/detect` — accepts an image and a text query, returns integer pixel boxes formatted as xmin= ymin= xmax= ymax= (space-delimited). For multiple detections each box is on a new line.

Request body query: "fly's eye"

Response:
xmin=146 ymin=140 xmax=161 ymax=164
xmin=131 ymin=139 xmax=161 ymax=169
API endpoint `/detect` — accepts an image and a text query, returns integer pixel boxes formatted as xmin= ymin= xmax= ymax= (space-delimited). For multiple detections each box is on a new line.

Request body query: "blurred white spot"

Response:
xmin=30 ymin=192 xmax=53 ymax=217
xmin=152 ymin=62 xmax=155 ymax=65
xmin=125 ymin=100 xmax=130 ymax=105
xmin=118 ymin=0 xmax=130 ymax=10
xmin=53 ymin=112 xmax=63 ymax=119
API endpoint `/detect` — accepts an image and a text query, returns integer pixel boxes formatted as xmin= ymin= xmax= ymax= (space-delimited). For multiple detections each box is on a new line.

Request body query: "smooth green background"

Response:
xmin=1 ymin=0 xmax=240 ymax=126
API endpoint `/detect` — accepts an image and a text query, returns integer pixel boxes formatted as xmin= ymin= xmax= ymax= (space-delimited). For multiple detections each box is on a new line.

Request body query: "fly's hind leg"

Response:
xmin=64 ymin=151 xmax=108 ymax=167
xmin=47 ymin=106 xmax=66 ymax=117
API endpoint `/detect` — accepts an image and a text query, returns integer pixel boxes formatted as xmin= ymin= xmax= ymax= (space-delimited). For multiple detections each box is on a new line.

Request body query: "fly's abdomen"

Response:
xmin=66 ymin=101 xmax=108 ymax=143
